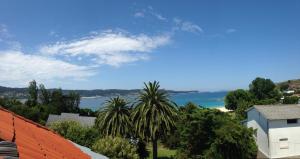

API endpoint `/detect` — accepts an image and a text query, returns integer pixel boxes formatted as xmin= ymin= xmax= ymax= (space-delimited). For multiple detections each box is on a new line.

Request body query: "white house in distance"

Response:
xmin=246 ymin=104 xmax=300 ymax=158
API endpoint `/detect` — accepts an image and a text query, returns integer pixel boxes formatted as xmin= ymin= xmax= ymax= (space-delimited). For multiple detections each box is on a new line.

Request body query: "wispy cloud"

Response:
xmin=173 ymin=18 xmax=203 ymax=33
xmin=49 ymin=30 xmax=59 ymax=37
xmin=0 ymin=24 xmax=11 ymax=39
xmin=134 ymin=12 xmax=145 ymax=18
xmin=226 ymin=28 xmax=237 ymax=34
xmin=150 ymin=12 xmax=167 ymax=21
xmin=133 ymin=6 xmax=167 ymax=22
xmin=39 ymin=30 xmax=170 ymax=67
xmin=0 ymin=24 xmax=21 ymax=50
xmin=0 ymin=50 xmax=95 ymax=86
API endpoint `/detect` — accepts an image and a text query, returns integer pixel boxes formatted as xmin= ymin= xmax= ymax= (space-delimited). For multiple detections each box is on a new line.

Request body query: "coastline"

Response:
xmin=211 ymin=106 xmax=231 ymax=112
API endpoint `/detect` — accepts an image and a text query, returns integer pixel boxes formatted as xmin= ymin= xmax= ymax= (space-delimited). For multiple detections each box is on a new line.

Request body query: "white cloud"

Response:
xmin=0 ymin=24 xmax=11 ymax=39
xmin=40 ymin=31 xmax=170 ymax=67
xmin=151 ymin=12 xmax=167 ymax=21
xmin=173 ymin=18 xmax=203 ymax=33
xmin=0 ymin=50 xmax=95 ymax=86
xmin=0 ymin=24 xmax=21 ymax=50
xmin=134 ymin=12 xmax=145 ymax=18
xmin=226 ymin=28 xmax=237 ymax=34
xmin=49 ymin=30 xmax=59 ymax=37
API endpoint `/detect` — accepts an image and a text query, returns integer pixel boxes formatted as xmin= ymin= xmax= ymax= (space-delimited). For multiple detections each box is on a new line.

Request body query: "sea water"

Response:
xmin=80 ymin=91 xmax=227 ymax=111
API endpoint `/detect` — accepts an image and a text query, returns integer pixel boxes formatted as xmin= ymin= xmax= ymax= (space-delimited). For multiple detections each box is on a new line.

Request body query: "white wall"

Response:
xmin=247 ymin=108 xmax=269 ymax=157
xmin=269 ymin=119 xmax=300 ymax=158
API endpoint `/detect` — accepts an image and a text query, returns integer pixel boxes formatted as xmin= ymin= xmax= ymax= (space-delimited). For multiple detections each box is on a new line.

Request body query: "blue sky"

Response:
xmin=0 ymin=0 xmax=299 ymax=91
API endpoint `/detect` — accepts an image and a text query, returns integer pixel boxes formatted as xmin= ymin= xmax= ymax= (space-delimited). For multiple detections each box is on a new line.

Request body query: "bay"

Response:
xmin=80 ymin=91 xmax=227 ymax=111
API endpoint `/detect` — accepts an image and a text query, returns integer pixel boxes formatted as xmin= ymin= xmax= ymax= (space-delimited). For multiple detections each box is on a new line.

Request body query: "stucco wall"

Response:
xmin=269 ymin=119 xmax=300 ymax=158
xmin=247 ymin=108 xmax=269 ymax=157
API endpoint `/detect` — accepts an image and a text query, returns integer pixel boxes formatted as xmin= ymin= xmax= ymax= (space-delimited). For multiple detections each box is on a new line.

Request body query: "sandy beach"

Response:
xmin=213 ymin=106 xmax=231 ymax=112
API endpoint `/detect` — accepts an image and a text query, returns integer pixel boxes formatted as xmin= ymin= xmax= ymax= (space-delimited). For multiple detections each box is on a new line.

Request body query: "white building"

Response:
xmin=283 ymin=90 xmax=295 ymax=94
xmin=246 ymin=104 xmax=300 ymax=158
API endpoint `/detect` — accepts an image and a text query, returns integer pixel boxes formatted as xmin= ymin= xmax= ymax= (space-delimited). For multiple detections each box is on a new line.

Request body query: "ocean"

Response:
xmin=80 ymin=91 xmax=227 ymax=111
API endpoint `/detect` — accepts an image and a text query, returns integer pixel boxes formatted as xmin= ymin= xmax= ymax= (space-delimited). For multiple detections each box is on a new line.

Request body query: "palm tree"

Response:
xmin=132 ymin=81 xmax=178 ymax=159
xmin=96 ymin=96 xmax=132 ymax=137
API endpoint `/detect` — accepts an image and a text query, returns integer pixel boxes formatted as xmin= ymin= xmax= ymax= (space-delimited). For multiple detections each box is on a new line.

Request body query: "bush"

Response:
xmin=204 ymin=123 xmax=257 ymax=159
xmin=92 ymin=136 xmax=139 ymax=159
xmin=283 ymin=96 xmax=299 ymax=104
xmin=49 ymin=121 xmax=100 ymax=147
xmin=225 ymin=89 xmax=252 ymax=110
xmin=174 ymin=104 xmax=257 ymax=158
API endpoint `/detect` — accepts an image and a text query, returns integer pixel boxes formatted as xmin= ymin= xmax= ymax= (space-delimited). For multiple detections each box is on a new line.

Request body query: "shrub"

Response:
xmin=283 ymin=96 xmax=299 ymax=104
xmin=92 ymin=136 xmax=139 ymax=159
xmin=49 ymin=121 xmax=100 ymax=147
xmin=204 ymin=123 xmax=257 ymax=159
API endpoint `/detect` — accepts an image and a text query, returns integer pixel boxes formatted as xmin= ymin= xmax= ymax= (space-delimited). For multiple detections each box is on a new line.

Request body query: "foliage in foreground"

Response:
xmin=204 ymin=123 xmax=257 ymax=159
xmin=165 ymin=103 xmax=257 ymax=159
xmin=132 ymin=81 xmax=178 ymax=159
xmin=283 ymin=96 xmax=299 ymax=104
xmin=225 ymin=77 xmax=282 ymax=120
xmin=0 ymin=80 xmax=96 ymax=125
xmin=49 ymin=121 xmax=99 ymax=147
xmin=92 ymin=136 xmax=139 ymax=159
xmin=96 ymin=96 xmax=132 ymax=137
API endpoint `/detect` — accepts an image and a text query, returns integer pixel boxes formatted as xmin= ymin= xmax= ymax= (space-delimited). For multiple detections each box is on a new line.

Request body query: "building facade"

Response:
xmin=246 ymin=104 xmax=300 ymax=158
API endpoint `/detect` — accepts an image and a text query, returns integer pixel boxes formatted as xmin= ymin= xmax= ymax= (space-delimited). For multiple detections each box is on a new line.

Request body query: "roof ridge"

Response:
xmin=0 ymin=107 xmax=61 ymax=136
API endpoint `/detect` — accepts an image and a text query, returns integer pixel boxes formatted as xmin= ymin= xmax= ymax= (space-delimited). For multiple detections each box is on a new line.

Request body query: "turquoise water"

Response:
xmin=80 ymin=91 xmax=227 ymax=111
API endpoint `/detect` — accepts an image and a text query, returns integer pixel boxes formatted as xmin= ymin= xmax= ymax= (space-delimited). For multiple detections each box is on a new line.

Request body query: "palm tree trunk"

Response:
xmin=152 ymin=138 xmax=158 ymax=159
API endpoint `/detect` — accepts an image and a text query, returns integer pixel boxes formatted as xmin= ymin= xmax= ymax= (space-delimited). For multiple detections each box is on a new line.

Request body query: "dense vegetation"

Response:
xmin=49 ymin=121 xmax=99 ymax=147
xmin=0 ymin=85 xmax=196 ymax=98
xmin=93 ymin=81 xmax=257 ymax=159
xmin=0 ymin=80 xmax=95 ymax=124
xmin=225 ymin=77 xmax=281 ymax=120
xmin=0 ymin=80 xmax=259 ymax=159
xmin=225 ymin=77 xmax=300 ymax=121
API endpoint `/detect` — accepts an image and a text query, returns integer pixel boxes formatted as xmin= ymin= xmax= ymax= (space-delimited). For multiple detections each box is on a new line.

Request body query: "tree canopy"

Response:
xmin=249 ymin=77 xmax=281 ymax=101
xmin=225 ymin=89 xmax=252 ymax=110
xmin=132 ymin=81 xmax=178 ymax=159
xmin=96 ymin=96 xmax=132 ymax=137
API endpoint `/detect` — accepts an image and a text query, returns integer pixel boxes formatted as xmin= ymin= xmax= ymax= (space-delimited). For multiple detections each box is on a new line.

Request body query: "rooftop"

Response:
xmin=251 ymin=104 xmax=300 ymax=120
xmin=0 ymin=107 xmax=91 ymax=159
xmin=46 ymin=113 xmax=96 ymax=127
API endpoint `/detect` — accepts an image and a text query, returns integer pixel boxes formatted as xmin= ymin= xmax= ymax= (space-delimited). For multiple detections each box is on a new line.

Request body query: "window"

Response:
xmin=279 ymin=138 xmax=289 ymax=149
xmin=287 ymin=119 xmax=298 ymax=124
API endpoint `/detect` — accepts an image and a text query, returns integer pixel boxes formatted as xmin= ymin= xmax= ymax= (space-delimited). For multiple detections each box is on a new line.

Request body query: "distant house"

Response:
xmin=283 ymin=90 xmax=295 ymax=94
xmin=245 ymin=104 xmax=300 ymax=158
xmin=47 ymin=113 xmax=96 ymax=127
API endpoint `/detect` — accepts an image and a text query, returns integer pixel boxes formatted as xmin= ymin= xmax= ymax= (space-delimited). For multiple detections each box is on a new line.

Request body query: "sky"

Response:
xmin=0 ymin=0 xmax=300 ymax=91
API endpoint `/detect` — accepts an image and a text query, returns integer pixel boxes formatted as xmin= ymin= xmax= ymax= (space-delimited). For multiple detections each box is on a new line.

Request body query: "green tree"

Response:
xmin=27 ymin=80 xmax=38 ymax=106
xmin=39 ymin=84 xmax=50 ymax=105
xmin=204 ymin=123 xmax=257 ymax=159
xmin=176 ymin=107 xmax=228 ymax=158
xmin=283 ymin=96 xmax=299 ymax=104
xmin=225 ymin=89 xmax=252 ymax=110
xmin=132 ymin=81 xmax=177 ymax=159
xmin=49 ymin=121 xmax=100 ymax=147
xmin=92 ymin=136 xmax=139 ymax=159
xmin=96 ymin=96 xmax=132 ymax=137
xmin=235 ymin=100 xmax=253 ymax=120
xmin=249 ymin=77 xmax=281 ymax=102
xmin=50 ymin=89 xmax=64 ymax=113
xmin=175 ymin=106 xmax=257 ymax=158
xmin=65 ymin=91 xmax=81 ymax=112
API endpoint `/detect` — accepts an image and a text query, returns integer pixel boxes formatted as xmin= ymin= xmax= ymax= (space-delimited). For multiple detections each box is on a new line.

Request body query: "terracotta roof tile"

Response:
xmin=0 ymin=107 xmax=91 ymax=159
xmin=0 ymin=110 xmax=14 ymax=141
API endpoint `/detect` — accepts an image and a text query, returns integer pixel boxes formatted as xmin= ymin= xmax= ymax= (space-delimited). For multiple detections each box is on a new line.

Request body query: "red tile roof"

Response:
xmin=0 ymin=107 xmax=91 ymax=159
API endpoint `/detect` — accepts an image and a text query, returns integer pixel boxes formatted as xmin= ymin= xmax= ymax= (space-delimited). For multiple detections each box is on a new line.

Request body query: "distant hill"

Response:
xmin=277 ymin=79 xmax=300 ymax=91
xmin=0 ymin=86 xmax=197 ymax=98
